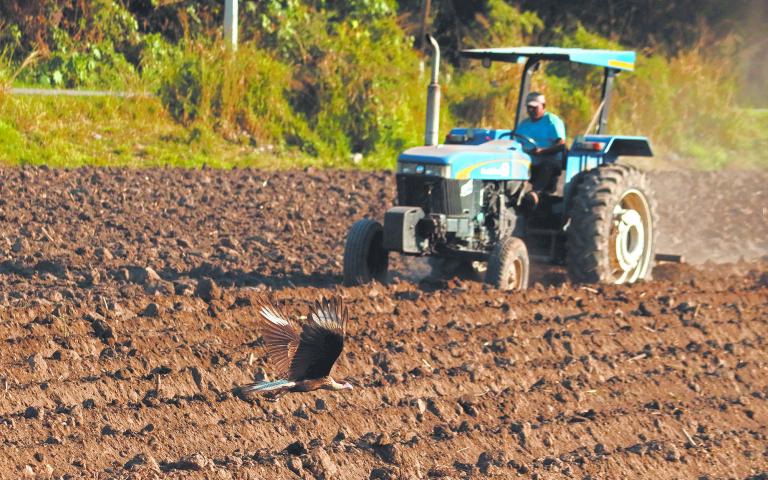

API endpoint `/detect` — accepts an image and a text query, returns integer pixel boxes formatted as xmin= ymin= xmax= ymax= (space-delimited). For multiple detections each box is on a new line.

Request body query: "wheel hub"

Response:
xmin=613 ymin=207 xmax=645 ymax=272
xmin=505 ymin=258 xmax=522 ymax=290
xmin=608 ymin=186 xmax=653 ymax=284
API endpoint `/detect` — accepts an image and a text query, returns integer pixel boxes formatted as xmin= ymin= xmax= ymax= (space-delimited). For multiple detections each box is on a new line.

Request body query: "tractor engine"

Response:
xmin=384 ymin=167 xmax=521 ymax=256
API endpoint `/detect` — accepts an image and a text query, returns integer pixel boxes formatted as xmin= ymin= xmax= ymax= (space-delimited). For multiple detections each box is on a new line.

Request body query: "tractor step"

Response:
xmin=655 ymin=253 xmax=685 ymax=263
xmin=525 ymin=227 xmax=566 ymax=265
xmin=525 ymin=227 xmax=565 ymax=237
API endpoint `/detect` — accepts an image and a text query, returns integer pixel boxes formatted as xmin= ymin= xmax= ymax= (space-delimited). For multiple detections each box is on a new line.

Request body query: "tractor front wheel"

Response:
xmin=343 ymin=219 xmax=389 ymax=286
xmin=566 ymin=164 xmax=657 ymax=284
xmin=485 ymin=237 xmax=530 ymax=291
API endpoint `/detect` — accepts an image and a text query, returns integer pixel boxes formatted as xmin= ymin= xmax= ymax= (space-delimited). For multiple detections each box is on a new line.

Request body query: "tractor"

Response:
xmin=343 ymin=35 xmax=658 ymax=290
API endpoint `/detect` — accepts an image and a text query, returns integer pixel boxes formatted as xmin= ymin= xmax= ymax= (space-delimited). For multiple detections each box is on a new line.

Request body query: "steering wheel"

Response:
xmin=499 ymin=131 xmax=538 ymax=153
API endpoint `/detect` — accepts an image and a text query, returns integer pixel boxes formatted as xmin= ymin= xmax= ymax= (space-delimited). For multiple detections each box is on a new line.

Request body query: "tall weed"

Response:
xmin=298 ymin=17 xmax=424 ymax=164
xmin=157 ymin=41 xmax=317 ymax=153
xmin=613 ymin=47 xmax=764 ymax=168
xmin=446 ymin=0 xmax=541 ymax=130
xmin=450 ymin=22 xmax=765 ymax=169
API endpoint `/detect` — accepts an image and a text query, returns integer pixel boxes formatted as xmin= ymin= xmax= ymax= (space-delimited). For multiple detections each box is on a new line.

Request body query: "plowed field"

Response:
xmin=0 ymin=167 xmax=766 ymax=479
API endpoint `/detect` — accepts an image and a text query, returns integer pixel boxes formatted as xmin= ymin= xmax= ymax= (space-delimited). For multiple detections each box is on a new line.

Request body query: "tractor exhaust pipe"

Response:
xmin=424 ymin=34 xmax=441 ymax=146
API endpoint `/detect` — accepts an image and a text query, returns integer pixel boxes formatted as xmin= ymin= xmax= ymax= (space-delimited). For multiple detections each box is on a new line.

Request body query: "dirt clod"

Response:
xmin=195 ymin=278 xmax=222 ymax=302
xmin=286 ymin=441 xmax=307 ymax=456
xmin=140 ymin=302 xmax=161 ymax=317
xmin=665 ymin=443 xmax=681 ymax=462
xmin=26 ymin=354 xmax=47 ymax=373
xmin=370 ymin=467 xmax=395 ymax=480
xmin=174 ymin=453 xmax=210 ymax=471
xmin=309 ymin=448 xmax=338 ymax=478
xmin=286 ymin=456 xmax=303 ymax=475
xmin=23 ymin=406 xmax=40 ymax=420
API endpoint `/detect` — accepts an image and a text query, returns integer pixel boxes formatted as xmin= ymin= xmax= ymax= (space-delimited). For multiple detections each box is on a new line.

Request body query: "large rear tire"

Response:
xmin=485 ymin=237 xmax=530 ymax=291
xmin=343 ymin=219 xmax=389 ymax=286
xmin=566 ymin=164 xmax=657 ymax=284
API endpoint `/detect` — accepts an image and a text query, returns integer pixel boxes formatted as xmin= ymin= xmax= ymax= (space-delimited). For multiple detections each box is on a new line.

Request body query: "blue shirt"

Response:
xmin=516 ymin=112 xmax=566 ymax=149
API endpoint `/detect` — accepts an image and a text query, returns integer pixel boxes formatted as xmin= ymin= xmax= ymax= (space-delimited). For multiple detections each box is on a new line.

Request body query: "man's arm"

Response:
xmin=533 ymin=138 xmax=565 ymax=155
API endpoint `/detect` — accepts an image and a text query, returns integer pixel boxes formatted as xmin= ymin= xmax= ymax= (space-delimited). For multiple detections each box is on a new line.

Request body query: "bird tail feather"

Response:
xmin=239 ymin=379 xmax=296 ymax=393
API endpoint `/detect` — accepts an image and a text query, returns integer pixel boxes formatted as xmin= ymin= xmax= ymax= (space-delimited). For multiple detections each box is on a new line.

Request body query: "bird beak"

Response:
xmin=344 ymin=382 xmax=354 ymax=389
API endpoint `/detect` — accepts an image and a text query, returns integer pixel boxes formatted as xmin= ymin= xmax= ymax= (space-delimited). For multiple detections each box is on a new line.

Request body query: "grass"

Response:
xmin=1 ymin=89 xmax=765 ymax=171
xmin=0 ymin=92 xmax=383 ymax=170
xmin=1 ymin=39 xmax=766 ymax=172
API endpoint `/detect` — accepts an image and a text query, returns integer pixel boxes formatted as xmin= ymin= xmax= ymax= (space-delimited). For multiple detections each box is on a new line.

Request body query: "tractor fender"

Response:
xmin=572 ymin=135 xmax=654 ymax=158
xmin=383 ymin=206 xmax=425 ymax=254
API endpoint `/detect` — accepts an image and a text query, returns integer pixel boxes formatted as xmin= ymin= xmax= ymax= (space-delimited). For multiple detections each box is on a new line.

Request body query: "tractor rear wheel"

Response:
xmin=485 ymin=237 xmax=529 ymax=291
xmin=343 ymin=219 xmax=389 ymax=286
xmin=566 ymin=164 xmax=657 ymax=284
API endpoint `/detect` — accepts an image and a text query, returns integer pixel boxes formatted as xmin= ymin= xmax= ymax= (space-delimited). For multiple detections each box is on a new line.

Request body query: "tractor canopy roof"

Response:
xmin=460 ymin=47 xmax=636 ymax=71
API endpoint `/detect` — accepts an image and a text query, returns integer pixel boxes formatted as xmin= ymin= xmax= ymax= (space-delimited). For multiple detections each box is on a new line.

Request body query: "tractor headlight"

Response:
xmin=424 ymin=164 xmax=450 ymax=177
xmin=397 ymin=162 xmax=419 ymax=174
xmin=397 ymin=162 xmax=450 ymax=178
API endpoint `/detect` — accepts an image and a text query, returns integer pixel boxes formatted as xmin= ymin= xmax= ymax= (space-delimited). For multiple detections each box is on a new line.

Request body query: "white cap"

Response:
xmin=526 ymin=92 xmax=545 ymax=107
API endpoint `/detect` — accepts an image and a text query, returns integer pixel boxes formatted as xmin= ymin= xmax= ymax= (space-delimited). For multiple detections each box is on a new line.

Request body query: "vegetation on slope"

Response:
xmin=0 ymin=0 xmax=764 ymax=169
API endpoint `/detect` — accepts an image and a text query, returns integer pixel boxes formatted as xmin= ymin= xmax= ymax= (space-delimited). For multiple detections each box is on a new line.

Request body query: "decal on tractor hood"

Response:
xmin=454 ymin=158 xmax=530 ymax=180
xmin=479 ymin=162 xmax=511 ymax=177
xmin=460 ymin=180 xmax=473 ymax=197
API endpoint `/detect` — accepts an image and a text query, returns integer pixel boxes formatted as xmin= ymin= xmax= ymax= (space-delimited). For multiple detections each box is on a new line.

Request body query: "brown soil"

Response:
xmin=0 ymin=167 xmax=766 ymax=479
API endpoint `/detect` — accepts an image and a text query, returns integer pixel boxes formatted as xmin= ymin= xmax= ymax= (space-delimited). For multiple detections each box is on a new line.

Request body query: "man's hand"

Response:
xmin=532 ymin=139 xmax=565 ymax=156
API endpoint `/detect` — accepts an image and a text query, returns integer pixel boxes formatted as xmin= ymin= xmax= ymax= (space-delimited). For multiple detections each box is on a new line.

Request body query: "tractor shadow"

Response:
xmin=397 ymin=256 xmax=569 ymax=293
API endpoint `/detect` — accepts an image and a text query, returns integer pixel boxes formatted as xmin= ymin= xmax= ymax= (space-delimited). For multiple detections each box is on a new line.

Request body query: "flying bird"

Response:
xmin=239 ymin=296 xmax=352 ymax=396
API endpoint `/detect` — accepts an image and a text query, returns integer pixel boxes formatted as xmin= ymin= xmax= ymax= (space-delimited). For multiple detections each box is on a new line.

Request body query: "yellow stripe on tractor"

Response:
xmin=455 ymin=158 xmax=531 ymax=180
xmin=608 ymin=59 xmax=634 ymax=71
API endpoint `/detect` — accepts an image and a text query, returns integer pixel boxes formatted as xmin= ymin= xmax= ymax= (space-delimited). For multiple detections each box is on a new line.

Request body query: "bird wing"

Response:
xmin=288 ymin=296 xmax=348 ymax=380
xmin=254 ymin=297 xmax=301 ymax=379
xmin=309 ymin=296 xmax=347 ymax=337
xmin=238 ymin=379 xmax=296 ymax=394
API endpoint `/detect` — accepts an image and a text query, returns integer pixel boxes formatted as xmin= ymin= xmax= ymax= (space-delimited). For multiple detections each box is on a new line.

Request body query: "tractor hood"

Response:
xmin=398 ymin=141 xmax=531 ymax=181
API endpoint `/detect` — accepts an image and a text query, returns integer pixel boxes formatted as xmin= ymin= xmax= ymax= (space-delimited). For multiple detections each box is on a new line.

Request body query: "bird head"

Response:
xmin=326 ymin=378 xmax=354 ymax=391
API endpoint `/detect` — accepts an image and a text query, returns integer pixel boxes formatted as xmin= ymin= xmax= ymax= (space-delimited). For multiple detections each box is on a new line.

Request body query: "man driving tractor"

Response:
xmin=516 ymin=92 xmax=566 ymax=208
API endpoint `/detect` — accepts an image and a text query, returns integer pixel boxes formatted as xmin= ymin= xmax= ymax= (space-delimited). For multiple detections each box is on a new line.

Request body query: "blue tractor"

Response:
xmin=343 ymin=36 xmax=657 ymax=290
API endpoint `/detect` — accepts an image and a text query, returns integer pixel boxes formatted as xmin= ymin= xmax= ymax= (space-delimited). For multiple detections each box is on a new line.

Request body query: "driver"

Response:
xmin=515 ymin=92 xmax=566 ymax=208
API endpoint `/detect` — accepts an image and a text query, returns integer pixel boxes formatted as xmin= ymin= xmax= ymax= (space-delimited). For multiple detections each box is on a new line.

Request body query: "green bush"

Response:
xmin=299 ymin=16 xmax=424 ymax=163
xmin=158 ymin=53 xmax=204 ymax=123
xmin=156 ymin=41 xmax=318 ymax=153
xmin=150 ymin=1 xmax=426 ymax=166
xmin=20 ymin=40 xmax=137 ymax=88
xmin=446 ymin=0 xmax=543 ymax=130
xmin=14 ymin=0 xmax=142 ymax=88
